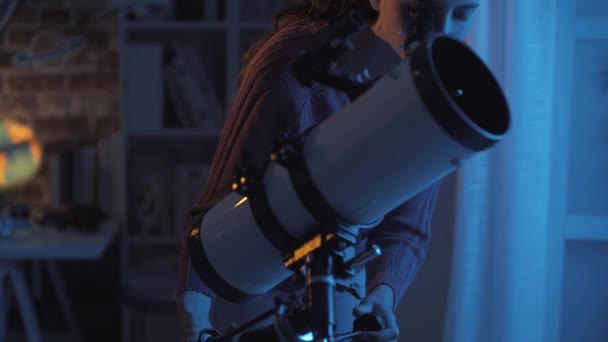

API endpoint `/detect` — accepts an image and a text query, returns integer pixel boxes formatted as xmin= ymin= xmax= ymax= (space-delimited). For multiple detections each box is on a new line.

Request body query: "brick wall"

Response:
xmin=1 ymin=0 xmax=119 ymax=205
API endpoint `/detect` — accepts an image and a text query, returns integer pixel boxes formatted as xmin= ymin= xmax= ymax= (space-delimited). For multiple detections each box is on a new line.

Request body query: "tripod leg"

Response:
xmin=308 ymin=252 xmax=336 ymax=341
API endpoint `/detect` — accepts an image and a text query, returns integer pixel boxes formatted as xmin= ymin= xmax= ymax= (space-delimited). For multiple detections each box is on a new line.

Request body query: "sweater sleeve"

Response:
xmin=178 ymin=73 xmax=321 ymax=297
xmin=365 ymin=181 xmax=441 ymax=310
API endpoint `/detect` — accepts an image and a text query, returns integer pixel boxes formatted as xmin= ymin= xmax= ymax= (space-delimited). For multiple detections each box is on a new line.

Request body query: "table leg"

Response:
xmin=0 ymin=265 xmax=9 ymax=342
xmin=7 ymin=262 xmax=42 ymax=342
xmin=32 ymin=262 xmax=43 ymax=300
xmin=45 ymin=261 xmax=84 ymax=342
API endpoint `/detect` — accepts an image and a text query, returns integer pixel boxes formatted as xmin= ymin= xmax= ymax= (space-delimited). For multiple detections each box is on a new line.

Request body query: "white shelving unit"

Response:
xmin=116 ymin=1 xmax=291 ymax=340
xmin=548 ymin=2 xmax=608 ymax=342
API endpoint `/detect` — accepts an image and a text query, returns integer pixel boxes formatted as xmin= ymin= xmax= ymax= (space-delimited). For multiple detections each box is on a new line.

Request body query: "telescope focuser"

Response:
xmin=292 ymin=10 xmax=378 ymax=101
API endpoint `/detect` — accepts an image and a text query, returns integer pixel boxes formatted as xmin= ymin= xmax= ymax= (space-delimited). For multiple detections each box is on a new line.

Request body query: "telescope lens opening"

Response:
xmin=430 ymin=36 xmax=510 ymax=138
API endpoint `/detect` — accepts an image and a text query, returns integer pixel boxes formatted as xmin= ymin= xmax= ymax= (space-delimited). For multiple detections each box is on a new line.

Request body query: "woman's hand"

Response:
xmin=177 ymin=291 xmax=213 ymax=342
xmin=352 ymin=284 xmax=399 ymax=342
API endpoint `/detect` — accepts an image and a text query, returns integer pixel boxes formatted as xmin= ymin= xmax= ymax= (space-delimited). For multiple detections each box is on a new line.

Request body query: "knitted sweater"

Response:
xmin=178 ymin=18 xmax=440 ymax=307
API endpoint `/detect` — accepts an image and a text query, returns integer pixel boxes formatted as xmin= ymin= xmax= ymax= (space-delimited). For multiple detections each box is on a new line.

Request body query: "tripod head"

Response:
xmin=200 ymin=225 xmax=384 ymax=342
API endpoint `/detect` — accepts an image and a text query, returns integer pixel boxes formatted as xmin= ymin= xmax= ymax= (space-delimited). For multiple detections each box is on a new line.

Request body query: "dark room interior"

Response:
xmin=0 ymin=0 xmax=607 ymax=342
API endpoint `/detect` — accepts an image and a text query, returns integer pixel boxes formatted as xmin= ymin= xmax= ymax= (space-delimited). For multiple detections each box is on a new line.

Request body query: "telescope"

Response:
xmin=188 ymin=10 xmax=510 ymax=342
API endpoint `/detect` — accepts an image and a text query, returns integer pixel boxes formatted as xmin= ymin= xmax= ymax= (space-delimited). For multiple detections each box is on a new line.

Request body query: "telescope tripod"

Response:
xmin=200 ymin=225 xmax=384 ymax=342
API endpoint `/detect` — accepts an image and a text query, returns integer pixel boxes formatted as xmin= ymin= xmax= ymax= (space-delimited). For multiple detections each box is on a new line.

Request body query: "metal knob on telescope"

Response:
xmin=344 ymin=244 xmax=382 ymax=272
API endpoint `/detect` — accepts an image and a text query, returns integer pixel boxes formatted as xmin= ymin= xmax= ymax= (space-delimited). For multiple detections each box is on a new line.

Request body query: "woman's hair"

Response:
xmin=236 ymin=0 xmax=377 ymax=87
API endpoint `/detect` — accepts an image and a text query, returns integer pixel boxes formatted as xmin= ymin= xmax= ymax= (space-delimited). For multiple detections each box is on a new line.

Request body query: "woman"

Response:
xmin=178 ymin=1 xmax=480 ymax=341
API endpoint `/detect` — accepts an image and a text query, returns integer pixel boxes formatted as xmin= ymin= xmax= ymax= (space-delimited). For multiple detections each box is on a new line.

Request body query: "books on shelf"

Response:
xmin=203 ymin=0 xmax=221 ymax=21
xmin=72 ymin=143 xmax=98 ymax=207
xmin=126 ymin=160 xmax=209 ymax=240
xmin=47 ymin=134 xmax=123 ymax=220
xmin=129 ymin=153 xmax=174 ymax=236
xmin=124 ymin=44 xmax=164 ymax=133
xmin=97 ymin=134 xmax=123 ymax=220
xmin=164 ymin=43 xmax=224 ymax=130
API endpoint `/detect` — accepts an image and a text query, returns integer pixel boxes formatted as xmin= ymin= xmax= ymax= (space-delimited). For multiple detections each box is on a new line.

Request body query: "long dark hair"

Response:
xmin=236 ymin=0 xmax=377 ymax=87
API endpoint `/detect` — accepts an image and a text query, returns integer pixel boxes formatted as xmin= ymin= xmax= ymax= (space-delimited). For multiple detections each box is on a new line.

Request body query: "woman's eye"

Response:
xmin=407 ymin=8 xmax=419 ymax=19
xmin=453 ymin=8 xmax=475 ymax=21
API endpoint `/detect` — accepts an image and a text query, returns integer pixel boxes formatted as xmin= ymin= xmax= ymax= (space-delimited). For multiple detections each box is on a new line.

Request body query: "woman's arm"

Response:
xmin=365 ymin=181 xmax=441 ymax=309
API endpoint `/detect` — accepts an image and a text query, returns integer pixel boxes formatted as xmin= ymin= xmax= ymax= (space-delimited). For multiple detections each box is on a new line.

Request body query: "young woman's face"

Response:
xmin=370 ymin=0 xmax=480 ymax=57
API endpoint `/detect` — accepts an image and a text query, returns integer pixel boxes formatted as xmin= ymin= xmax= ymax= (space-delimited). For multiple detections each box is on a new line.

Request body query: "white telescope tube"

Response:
xmin=189 ymin=35 xmax=510 ymax=303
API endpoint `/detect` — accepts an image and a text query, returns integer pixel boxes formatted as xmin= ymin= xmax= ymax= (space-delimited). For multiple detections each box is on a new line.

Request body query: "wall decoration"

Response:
xmin=12 ymin=30 xmax=88 ymax=67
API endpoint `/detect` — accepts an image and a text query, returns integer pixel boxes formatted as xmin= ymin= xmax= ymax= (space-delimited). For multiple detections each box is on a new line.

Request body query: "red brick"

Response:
xmin=39 ymin=134 xmax=78 ymax=146
xmin=5 ymin=26 xmax=39 ymax=49
xmin=38 ymin=95 xmax=70 ymax=117
xmin=7 ymin=73 xmax=65 ymax=92
xmin=65 ymin=28 xmax=109 ymax=46
xmin=108 ymin=30 xmax=119 ymax=50
xmin=40 ymin=8 xmax=71 ymax=24
xmin=68 ymin=72 xmax=118 ymax=91
xmin=11 ymin=5 xmax=40 ymax=23
xmin=69 ymin=94 xmax=119 ymax=117
xmin=18 ymin=179 xmax=47 ymax=200
xmin=27 ymin=0 xmax=65 ymax=7
xmin=93 ymin=115 xmax=120 ymax=136
xmin=66 ymin=47 xmax=118 ymax=70
xmin=0 ymin=94 xmax=39 ymax=121
xmin=72 ymin=9 xmax=92 ymax=26
xmin=34 ymin=115 xmax=92 ymax=142
xmin=106 ymin=49 xmax=119 ymax=69
xmin=0 ymin=50 xmax=14 ymax=69
xmin=71 ymin=0 xmax=106 ymax=9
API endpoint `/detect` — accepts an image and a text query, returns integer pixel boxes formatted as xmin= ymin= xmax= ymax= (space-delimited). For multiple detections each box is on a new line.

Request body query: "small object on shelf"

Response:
xmin=164 ymin=43 xmax=224 ymax=130
xmin=30 ymin=204 xmax=107 ymax=233
xmin=125 ymin=0 xmax=174 ymax=21
xmin=0 ymin=202 xmax=31 ymax=237
xmin=174 ymin=0 xmax=204 ymax=20
xmin=96 ymin=134 xmax=123 ymax=220
xmin=129 ymin=154 xmax=174 ymax=236
xmin=48 ymin=142 xmax=99 ymax=209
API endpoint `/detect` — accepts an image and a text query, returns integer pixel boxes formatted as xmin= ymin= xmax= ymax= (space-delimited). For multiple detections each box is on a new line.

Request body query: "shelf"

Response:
xmin=575 ymin=17 xmax=608 ymax=38
xmin=127 ymin=128 xmax=222 ymax=139
xmin=126 ymin=20 xmax=228 ymax=31
xmin=128 ymin=235 xmax=180 ymax=245
xmin=240 ymin=22 xmax=272 ymax=31
xmin=564 ymin=216 xmax=608 ymax=241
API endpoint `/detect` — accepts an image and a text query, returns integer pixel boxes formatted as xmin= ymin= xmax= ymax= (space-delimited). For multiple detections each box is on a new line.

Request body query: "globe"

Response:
xmin=0 ymin=118 xmax=42 ymax=190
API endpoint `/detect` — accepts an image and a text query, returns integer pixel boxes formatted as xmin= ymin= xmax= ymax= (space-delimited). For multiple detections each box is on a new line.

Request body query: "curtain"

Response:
xmin=443 ymin=1 xmax=557 ymax=341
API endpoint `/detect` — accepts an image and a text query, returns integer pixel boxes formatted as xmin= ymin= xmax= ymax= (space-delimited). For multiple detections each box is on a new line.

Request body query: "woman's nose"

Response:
xmin=433 ymin=13 xmax=453 ymax=35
